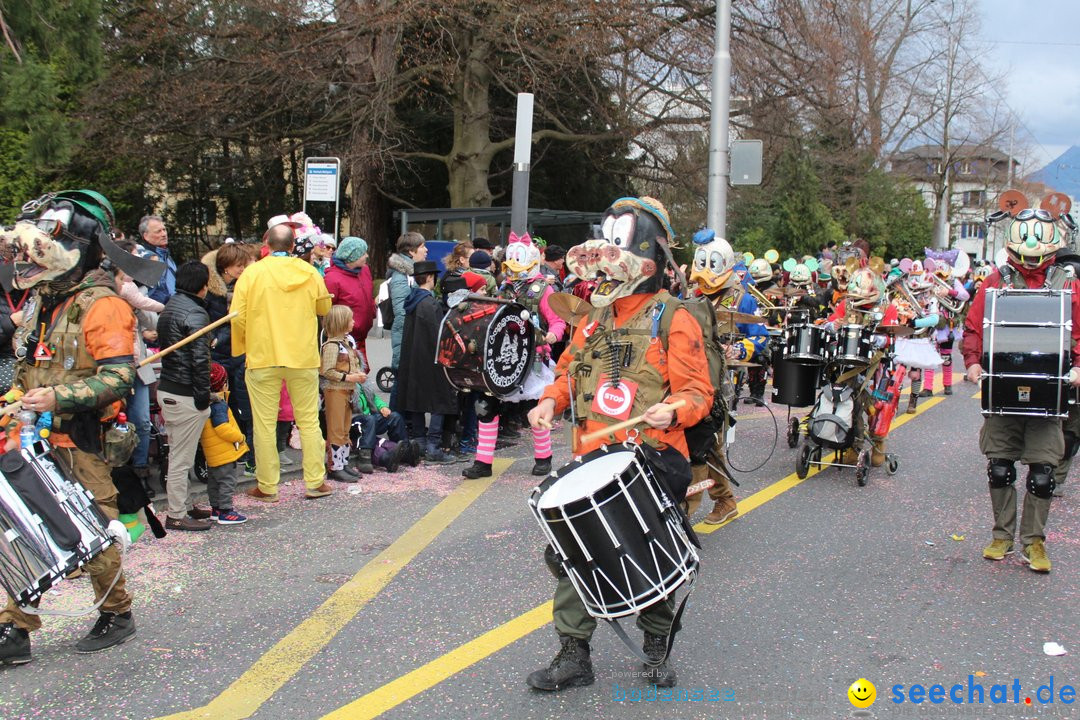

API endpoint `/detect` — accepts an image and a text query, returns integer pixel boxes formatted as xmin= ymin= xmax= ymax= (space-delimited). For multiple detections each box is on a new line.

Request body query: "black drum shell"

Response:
xmin=835 ymin=324 xmax=873 ymax=367
xmin=783 ymin=324 xmax=829 ymax=365
xmin=436 ymin=300 xmax=535 ymax=396
xmin=772 ymin=356 xmax=820 ymax=407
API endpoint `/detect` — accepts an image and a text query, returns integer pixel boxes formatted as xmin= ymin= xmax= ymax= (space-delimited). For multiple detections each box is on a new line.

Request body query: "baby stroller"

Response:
xmin=794 ymin=352 xmax=901 ymax=486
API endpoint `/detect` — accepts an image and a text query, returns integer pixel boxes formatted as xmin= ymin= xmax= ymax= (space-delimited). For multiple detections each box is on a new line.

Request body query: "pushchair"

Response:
xmin=794 ymin=347 xmax=901 ymax=486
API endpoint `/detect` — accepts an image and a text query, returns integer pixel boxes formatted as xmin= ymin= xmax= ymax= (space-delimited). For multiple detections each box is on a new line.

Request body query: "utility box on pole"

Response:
xmin=730 ymin=140 xmax=763 ymax=186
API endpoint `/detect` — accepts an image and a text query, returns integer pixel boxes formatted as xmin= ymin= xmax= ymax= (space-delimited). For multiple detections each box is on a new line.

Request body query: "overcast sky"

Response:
xmin=977 ymin=0 xmax=1080 ymax=173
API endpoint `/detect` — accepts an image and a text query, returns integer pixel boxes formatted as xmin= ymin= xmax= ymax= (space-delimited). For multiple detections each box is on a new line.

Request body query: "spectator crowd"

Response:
xmin=93 ymin=211 xmax=571 ymax=531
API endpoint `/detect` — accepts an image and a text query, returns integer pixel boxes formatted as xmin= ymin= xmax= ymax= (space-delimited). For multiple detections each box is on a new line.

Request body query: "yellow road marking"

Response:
xmin=320 ymin=395 xmax=949 ymax=718
xmin=697 ymin=395 xmax=944 ymax=533
xmin=322 ymin=602 xmax=555 ymax=720
xmin=156 ymin=460 xmax=510 ymax=720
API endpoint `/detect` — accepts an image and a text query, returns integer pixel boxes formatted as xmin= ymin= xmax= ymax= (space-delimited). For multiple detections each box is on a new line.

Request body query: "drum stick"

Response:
xmin=139 ymin=312 xmax=238 ymax=367
xmin=579 ymin=399 xmax=687 ymax=446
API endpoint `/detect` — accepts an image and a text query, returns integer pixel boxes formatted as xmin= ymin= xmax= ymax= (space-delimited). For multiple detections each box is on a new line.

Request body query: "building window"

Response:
xmin=959 ymin=161 xmax=973 ymax=175
xmin=962 ymin=190 xmax=985 ymax=207
xmin=177 ymin=199 xmax=218 ymax=227
xmin=958 ymin=222 xmax=986 ymax=240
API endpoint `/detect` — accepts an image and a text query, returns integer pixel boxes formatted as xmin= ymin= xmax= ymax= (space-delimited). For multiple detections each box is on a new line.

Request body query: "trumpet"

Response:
xmin=891 ymin=280 xmax=926 ymax=319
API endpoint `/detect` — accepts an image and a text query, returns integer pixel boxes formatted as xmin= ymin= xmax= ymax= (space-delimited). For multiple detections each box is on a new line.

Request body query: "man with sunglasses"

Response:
xmin=962 ymin=196 xmax=1080 ymax=574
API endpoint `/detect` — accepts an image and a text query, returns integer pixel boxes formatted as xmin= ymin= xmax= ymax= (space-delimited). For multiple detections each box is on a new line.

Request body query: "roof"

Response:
xmin=892 ymin=144 xmax=1012 ymax=163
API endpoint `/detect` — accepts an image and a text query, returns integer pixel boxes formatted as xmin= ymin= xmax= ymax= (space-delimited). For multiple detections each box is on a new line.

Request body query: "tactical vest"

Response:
xmin=13 ymin=285 xmax=122 ymax=424
xmin=1002 ymin=263 xmax=1070 ymax=291
xmin=567 ymin=294 xmax=673 ymax=433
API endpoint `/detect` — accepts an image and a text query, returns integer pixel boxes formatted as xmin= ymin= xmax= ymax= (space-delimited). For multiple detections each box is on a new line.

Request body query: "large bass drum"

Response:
xmin=436 ymin=298 xmax=535 ymax=396
xmin=0 ymin=444 xmax=114 ymax=607
xmin=528 ymin=445 xmax=698 ymax=619
xmin=981 ymin=288 xmax=1072 ymax=418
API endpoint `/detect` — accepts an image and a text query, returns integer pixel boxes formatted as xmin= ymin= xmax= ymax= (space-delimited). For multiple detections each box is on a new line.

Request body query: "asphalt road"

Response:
xmin=2 ymin=338 xmax=1078 ymax=720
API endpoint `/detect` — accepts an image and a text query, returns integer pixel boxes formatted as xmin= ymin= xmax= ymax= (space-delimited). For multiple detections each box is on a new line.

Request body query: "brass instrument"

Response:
xmin=891 ymin=279 xmax=926 ymax=320
xmin=932 ymin=273 xmax=964 ymax=314
xmin=747 ymin=281 xmax=778 ymax=311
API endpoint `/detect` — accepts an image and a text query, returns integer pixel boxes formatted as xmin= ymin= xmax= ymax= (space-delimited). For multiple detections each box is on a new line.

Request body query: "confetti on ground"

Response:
xmin=1044 ymin=642 xmax=1067 ymax=656
xmin=951 ymin=534 xmax=965 ymax=541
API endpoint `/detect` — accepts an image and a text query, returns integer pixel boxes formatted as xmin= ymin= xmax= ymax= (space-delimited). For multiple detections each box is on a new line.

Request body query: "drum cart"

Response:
xmin=794 ymin=350 xmax=901 ymax=486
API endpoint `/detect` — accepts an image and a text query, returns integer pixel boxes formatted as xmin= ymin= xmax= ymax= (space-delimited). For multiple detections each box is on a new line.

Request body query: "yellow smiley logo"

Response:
xmin=848 ymin=678 xmax=876 ymax=708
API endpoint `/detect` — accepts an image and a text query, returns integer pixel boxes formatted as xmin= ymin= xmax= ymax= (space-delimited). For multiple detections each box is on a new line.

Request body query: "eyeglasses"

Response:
xmin=1016 ymin=208 xmax=1055 ymax=222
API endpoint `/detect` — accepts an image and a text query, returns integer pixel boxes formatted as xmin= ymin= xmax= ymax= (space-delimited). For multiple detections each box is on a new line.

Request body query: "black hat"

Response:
xmin=412 ymin=260 xmax=439 ymax=277
xmin=544 ymin=245 xmax=566 ymax=261
xmin=469 ymin=250 xmax=493 ymax=269
xmin=472 ymin=238 xmax=493 ymax=250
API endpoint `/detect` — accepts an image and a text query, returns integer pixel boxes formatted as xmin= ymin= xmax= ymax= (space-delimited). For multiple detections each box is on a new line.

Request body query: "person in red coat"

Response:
xmin=323 ymin=236 xmax=376 ymax=365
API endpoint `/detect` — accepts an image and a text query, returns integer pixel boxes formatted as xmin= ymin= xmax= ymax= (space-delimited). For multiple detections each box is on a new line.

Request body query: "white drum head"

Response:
xmin=537 ymin=451 xmax=636 ymax=509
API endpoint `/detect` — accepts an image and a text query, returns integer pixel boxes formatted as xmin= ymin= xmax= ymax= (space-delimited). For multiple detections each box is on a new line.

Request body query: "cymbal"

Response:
xmin=727 ymin=360 xmax=761 ymax=367
xmin=547 ymin=292 xmax=590 ymax=323
xmin=766 ymin=285 xmax=808 ymax=298
xmin=715 ymin=309 xmax=764 ymax=325
xmin=876 ymin=324 xmax=915 ymax=337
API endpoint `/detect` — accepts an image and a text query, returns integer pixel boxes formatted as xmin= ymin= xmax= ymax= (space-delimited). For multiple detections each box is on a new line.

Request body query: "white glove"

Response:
xmin=107 ymin=519 xmax=131 ymax=553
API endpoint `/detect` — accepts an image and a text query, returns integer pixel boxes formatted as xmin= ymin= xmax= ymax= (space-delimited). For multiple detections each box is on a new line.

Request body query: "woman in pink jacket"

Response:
xmin=323 ymin=236 xmax=376 ymax=365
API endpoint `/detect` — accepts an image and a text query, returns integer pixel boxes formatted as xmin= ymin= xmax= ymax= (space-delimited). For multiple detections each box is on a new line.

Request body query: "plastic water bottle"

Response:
xmin=114 ymin=413 xmax=130 ymax=433
xmin=17 ymin=409 xmax=37 ymax=449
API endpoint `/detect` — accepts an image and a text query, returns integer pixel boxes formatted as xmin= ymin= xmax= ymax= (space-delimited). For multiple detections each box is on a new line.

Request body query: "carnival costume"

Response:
xmin=525 ymin=197 xmax=712 ymax=692
xmin=460 ymin=232 xmax=566 ymax=479
xmin=0 ymin=190 xmax=163 ymax=663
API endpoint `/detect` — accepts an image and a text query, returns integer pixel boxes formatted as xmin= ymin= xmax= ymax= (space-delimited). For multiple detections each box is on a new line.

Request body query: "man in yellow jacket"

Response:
xmin=231 ymin=222 xmax=333 ymax=500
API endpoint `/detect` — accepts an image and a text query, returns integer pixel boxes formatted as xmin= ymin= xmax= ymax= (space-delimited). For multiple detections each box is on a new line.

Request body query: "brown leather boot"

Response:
xmin=704 ymin=498 xmax=738 ymax=525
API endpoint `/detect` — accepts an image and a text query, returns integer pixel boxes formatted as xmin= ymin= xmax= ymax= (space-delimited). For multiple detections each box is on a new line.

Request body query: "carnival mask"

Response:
xmin=688 ymin=229 xmax=735 ymax=294
xmin=748 ymin=258 xmax=772 ymax=282
xmin=566 ymin=196 xmax=671 ymax=308
xmin=847 ymin=267 xmax=882 ymax=308
xmin=783 ymin=257 xmax=818 ymax=287
xmin=502 ymin=231 xmax=542 ymax=281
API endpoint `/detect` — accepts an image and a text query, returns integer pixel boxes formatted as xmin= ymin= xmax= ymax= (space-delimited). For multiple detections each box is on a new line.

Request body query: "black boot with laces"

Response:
xmin=0 ymin=622 xmax=31 ymax=665
xmin=641 ymin=632 xmax=677 ymax=688
xmin=75 ymin=612 xmax=136 ymax=654
xmin=526 ymin=635 xmax=594 ymax=691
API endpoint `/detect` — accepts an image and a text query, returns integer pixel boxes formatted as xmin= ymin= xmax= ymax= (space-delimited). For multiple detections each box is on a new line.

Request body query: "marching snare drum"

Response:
xmin=981 ymin=288 xmax=1072 ymax=418
xmin=528 ymin=446 xmax=698 ymax=619
xmin=436 ymin=298 xmax=535 ymax=396
xmin=783 ymin=323 xmax=831 ymax=365
xmin=835 ymin=324 xmax=874 ymax=367
xmin=0 ymin=444 xmax=114 ymax=607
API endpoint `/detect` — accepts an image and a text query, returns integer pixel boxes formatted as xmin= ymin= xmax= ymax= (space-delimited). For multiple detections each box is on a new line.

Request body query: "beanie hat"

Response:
xmin=469 ymin=250 xmax=493 ymax=269
xmin=336 ymin=236 xmax=369 ymax=264
xmin=462 ymin=271 xmax=486 ymax=292
xmin=210 ymin=362 xmax=228 ymax=392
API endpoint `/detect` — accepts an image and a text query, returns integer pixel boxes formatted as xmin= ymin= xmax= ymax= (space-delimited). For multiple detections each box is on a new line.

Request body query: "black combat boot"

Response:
xmin=641 ymin=632 xmax=677 ymax=688
xmin=75 ymin=612 xmax=136 ymax=653
xmin=0 ymin=623 xmax=31 ymax=665
xmin=526 ymin=635 xmax=594 ymax=691
xmin=531 ymin=457 xmax=552 ymax=476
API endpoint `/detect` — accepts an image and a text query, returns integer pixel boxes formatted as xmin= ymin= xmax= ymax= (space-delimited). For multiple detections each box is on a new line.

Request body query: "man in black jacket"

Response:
xmin=157 ymin=262 xmax=213 ymax=531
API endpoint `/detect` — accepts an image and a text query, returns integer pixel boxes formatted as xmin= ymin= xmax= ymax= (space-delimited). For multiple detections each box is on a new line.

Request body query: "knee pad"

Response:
xmin=941 ymin=354 xmax=952 ymax=367
xmin=544 ymin=544 xmax=568 ymax=579
xmin=987 ymin=458 xmax=1016 ymax=488
xmin=1026 ymin=463 xmax=1056 ymax=499
xmin=1065 ymin=431 xmax=1080 ymax=460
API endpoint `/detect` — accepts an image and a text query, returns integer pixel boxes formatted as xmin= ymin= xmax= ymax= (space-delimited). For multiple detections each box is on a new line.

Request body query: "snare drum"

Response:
xmin=0 ymin=444 xmax=114 ymax=607
xmin=981 ymin=288 xmax=1072 ymax=418
xmin=528 ymin=446 xmax=698 ymax=619
xmin=783 ymin=323 xmax=831 ymax=365
xmin=436 ymin=298 xmax=536 ymax=396
xmin=835 ymin=324 xmax=874 ymax=367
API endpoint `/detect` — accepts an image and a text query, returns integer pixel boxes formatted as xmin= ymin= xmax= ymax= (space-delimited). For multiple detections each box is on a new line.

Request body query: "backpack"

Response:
xmin=808 ymin=384 xmax=856 ymax=449
xmin=377 ymin=282 xmax=395 ymax=330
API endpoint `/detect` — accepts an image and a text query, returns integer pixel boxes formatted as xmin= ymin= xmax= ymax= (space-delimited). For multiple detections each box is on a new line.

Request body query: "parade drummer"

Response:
xmin=526 ymin=196 xmax=712 ymax=692
xmin=0 ymin=190 xmax=163 ymax=664
xmin=962 ymin=195 xmax=1080 ymax=573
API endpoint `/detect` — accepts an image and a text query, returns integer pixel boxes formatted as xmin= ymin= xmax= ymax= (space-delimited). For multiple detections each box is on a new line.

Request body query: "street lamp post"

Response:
xmin=706 ymin=0 xmax=732 ymax=236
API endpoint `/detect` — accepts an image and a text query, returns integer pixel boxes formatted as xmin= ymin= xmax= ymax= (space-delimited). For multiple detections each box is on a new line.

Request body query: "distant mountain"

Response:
xmin=1027 ymin=145 xmax=1080 ymax=197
